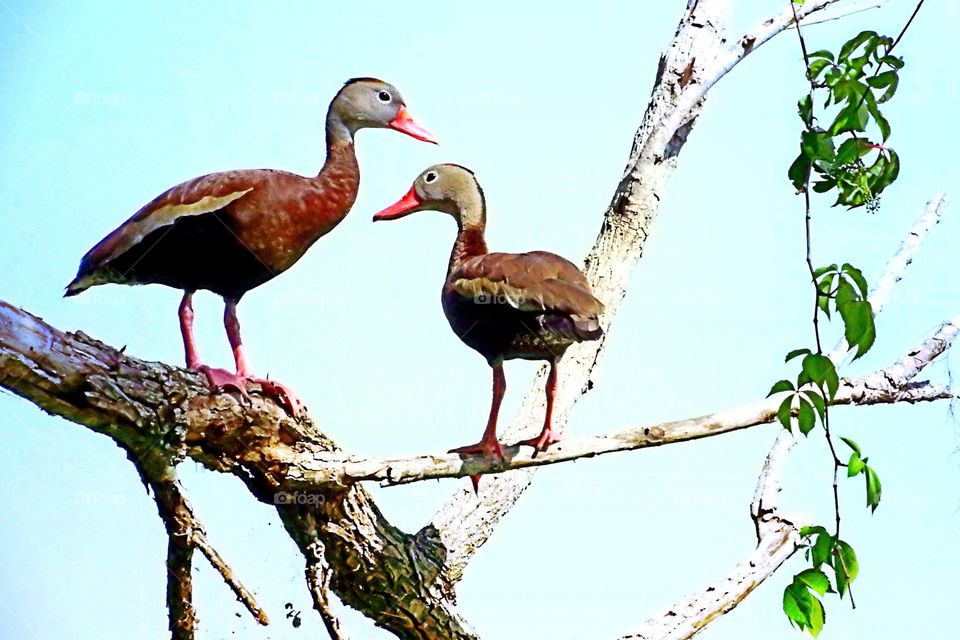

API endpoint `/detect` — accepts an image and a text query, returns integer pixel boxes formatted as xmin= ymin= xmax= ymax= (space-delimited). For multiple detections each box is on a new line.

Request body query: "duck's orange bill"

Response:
xmin=388 ymin=106 xmax=438 ymax=144
xmin=373 ymin=187 xmax=422 ymax=221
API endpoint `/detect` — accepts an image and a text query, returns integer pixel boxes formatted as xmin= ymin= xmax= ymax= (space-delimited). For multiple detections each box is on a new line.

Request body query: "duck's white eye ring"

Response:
xmin=377 ymin=91 xmax=391 ymax=103
xmin=424 ymin=171 xmax=438 ymax=183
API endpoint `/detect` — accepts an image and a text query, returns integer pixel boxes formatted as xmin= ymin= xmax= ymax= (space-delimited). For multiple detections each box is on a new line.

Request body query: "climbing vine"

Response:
xmin=772 ymin=1 xmax=925 ymax=635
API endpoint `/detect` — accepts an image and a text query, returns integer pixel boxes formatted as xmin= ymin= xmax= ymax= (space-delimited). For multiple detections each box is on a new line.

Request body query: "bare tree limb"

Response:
xmin=191 ymin=517 xmax=270 ymax=626
xmin=284 ymin=338 xmax=954 ymax=488
xmin=429 ymin=0 xmax=864 ymax=586
xmin=131 ymin=446 xmax=268 ymax=634
xmin=145 ymin=471 xmax=198 ymax=640
xmin=304 ymin=540 xmax=350 ymax=640
xmin=799 ymin=0 xmax=893 ymax=27
xmin=621 ymin=429 xmax=801 ymax=640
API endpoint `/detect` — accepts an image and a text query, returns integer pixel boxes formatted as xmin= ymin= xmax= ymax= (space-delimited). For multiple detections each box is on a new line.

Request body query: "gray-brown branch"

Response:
xmin=0 ymin=299 xmax=475 ymax=640
xmin=283 ymin=322 xmax=957 ymax=488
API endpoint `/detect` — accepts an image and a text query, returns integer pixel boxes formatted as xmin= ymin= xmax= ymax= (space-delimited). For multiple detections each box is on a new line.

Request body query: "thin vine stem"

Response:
xmin=791 ymin=0 xmax=849 ymax=597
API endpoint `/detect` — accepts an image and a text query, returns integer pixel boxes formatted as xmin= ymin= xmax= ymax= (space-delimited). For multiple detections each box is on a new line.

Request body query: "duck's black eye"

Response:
xmin=424 ymin=171 xmax=438 ymax=183
xmin=377 ymin=91 xmax=391 ymax=103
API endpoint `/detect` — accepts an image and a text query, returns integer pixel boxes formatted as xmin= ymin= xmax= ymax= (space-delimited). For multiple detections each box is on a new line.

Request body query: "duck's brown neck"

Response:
xmin=310 ymin=114 xmax=360 ymax=224
xmin=447 ymin=182 xmax=489 ymax=272
xmin=449 ymin=223 xmax=488 ymax=273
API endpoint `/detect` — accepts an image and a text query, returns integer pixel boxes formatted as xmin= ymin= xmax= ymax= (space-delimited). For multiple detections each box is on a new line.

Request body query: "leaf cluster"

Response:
xmin=788 ymin=31 xmax=905 ymax=207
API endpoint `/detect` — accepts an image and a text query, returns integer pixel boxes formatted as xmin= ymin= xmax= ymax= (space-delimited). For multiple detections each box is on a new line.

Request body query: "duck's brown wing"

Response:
xmin=451 ymin=251 xmax=604 ymax=340
xmin=66 ymin=171 xmax=259 ymax=295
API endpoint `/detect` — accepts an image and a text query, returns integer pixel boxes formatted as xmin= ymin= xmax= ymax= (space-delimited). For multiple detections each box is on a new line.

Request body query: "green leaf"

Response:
xmin=881 ymin=148 xmax=900 ymax=185
xmin=847 ymin=451 xmax=865 ymax=476
xmin=835 ymin=278 xmax=858 ymax=307
xmin=834 ymin=540 xmax=859 ymax=598
xmin=838 ymin=299 xmax=876 ymax=359
xmin=783 ymin=583 xmax=806 ymax=630
xmin=811 ymin=532 xmax=834 ymax=569
xmin=783 ymin=582 xmax=824 ymax=636
xmin=801 ymin=129 xmax=837 ymax=163
xmin=839 ymin=436 xmax=861 ymax=455
xmin=798 ymin=94 xmax=814 ymax=126
xmin=866 ymin=465 xmax=882 ymax=511
xmin=838 ymin=30 xmax=879 ymax=63
xmin=867 ymin=69 xmax=899 ymax=104
xmin=786 ymin=348 xmax=812 ymax=362
xmin=778 ymin=395 xmax=795 ymax=431
xmin=808 ymin=59 xmax=832 ymax=81
xmin=812 ymin=178 xmax=838 ymax=194
xmin=789 ymin=151 xmax=812 ymax=191
xmin=816 ymin=274 xmax=836 ymax=318
xmin=802 ymin=389 xmax=827 ymax=422
xmin=809 ymin=49 xmax=834 ymax=61
xmin=880 ymin=54 xmax=904 ymax=70
xmin=797 ymin=398 xmax=816 ymax=435
xmin=866 ymin=95 xmax=891 ymax=141
xmin=829 ymin=101 xmax=869 ymax=136
xmin=796 ymin=568 xmax=832 ymax=596
xmin=824 ymin=67 xmax=843 ymax=90
xmin=768 ymin=379 xmax=795 ymax=396
xmin=800 ymin=525 xmax=829 ymax=538
xmin=841 ymin=263 xmax=870 ymax=299
xmin=802 ymin=354 xmax=836 ymax=388
xmin=835 ymin=138 xmax=872 ymax=166
xmin=813 ymin=263 xmax=838 ymax=279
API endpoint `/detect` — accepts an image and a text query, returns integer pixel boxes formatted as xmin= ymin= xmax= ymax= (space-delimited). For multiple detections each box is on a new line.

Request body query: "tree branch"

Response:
xmin=284 ymin=337 xmax=955 ymax=488
xmin=0 ymin=300 xmax=476 ymax=640
xmin=145 ymin=472 xmax=198 ymax=640
xmin=621 ymin=430 xmax=801 ymax=640
xmin=304 ymin=540 xmax=350 ymax=640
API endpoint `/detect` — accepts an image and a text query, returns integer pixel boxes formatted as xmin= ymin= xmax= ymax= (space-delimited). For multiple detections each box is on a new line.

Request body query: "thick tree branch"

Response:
xmin=0 ymin=300 xmax=475 ymax=640
xmin=429 ymin=0 xmax=864 ymax=586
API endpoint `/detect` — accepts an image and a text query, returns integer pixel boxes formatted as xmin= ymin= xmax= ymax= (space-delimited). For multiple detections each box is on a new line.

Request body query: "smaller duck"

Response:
xmin=373 ymin=164 xmax=604 ymax=491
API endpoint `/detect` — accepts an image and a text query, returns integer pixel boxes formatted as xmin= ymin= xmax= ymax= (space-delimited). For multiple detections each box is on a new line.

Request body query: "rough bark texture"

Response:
xmin=0 ymin=300 xmax=474 ymax=640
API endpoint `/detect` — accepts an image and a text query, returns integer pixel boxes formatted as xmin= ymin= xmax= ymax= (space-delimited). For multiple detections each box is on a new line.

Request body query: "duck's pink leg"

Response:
xmin=179 ymin=291 xmax=250 ymax=399
xmin=514 ymin=360 xmax=562 ymax=454
xmin=179 ymin=291 xmax=201 ymax=369
xmin=450 ymin=364 xmax=506 ymax=493
xmin=224 ymin=298 xmax=303 ymax=416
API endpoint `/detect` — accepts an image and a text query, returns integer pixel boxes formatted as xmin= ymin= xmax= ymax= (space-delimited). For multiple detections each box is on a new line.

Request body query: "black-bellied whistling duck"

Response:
xmin=65 ymin=78 xmax=436 ymax=416
xmin=373 ymin=164 xmax=604 ymax=491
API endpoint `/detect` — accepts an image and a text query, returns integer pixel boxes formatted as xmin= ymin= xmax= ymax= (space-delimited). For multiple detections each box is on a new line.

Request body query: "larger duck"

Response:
xmin=373 ymin=164 xmax=604 ymax=490
xmin=66 ymin=78 xmax=435 ymax=415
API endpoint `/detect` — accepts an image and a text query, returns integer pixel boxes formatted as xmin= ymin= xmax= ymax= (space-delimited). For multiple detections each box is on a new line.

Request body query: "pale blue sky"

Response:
xmin=1 ymin=1 xmax=958 ymax=639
